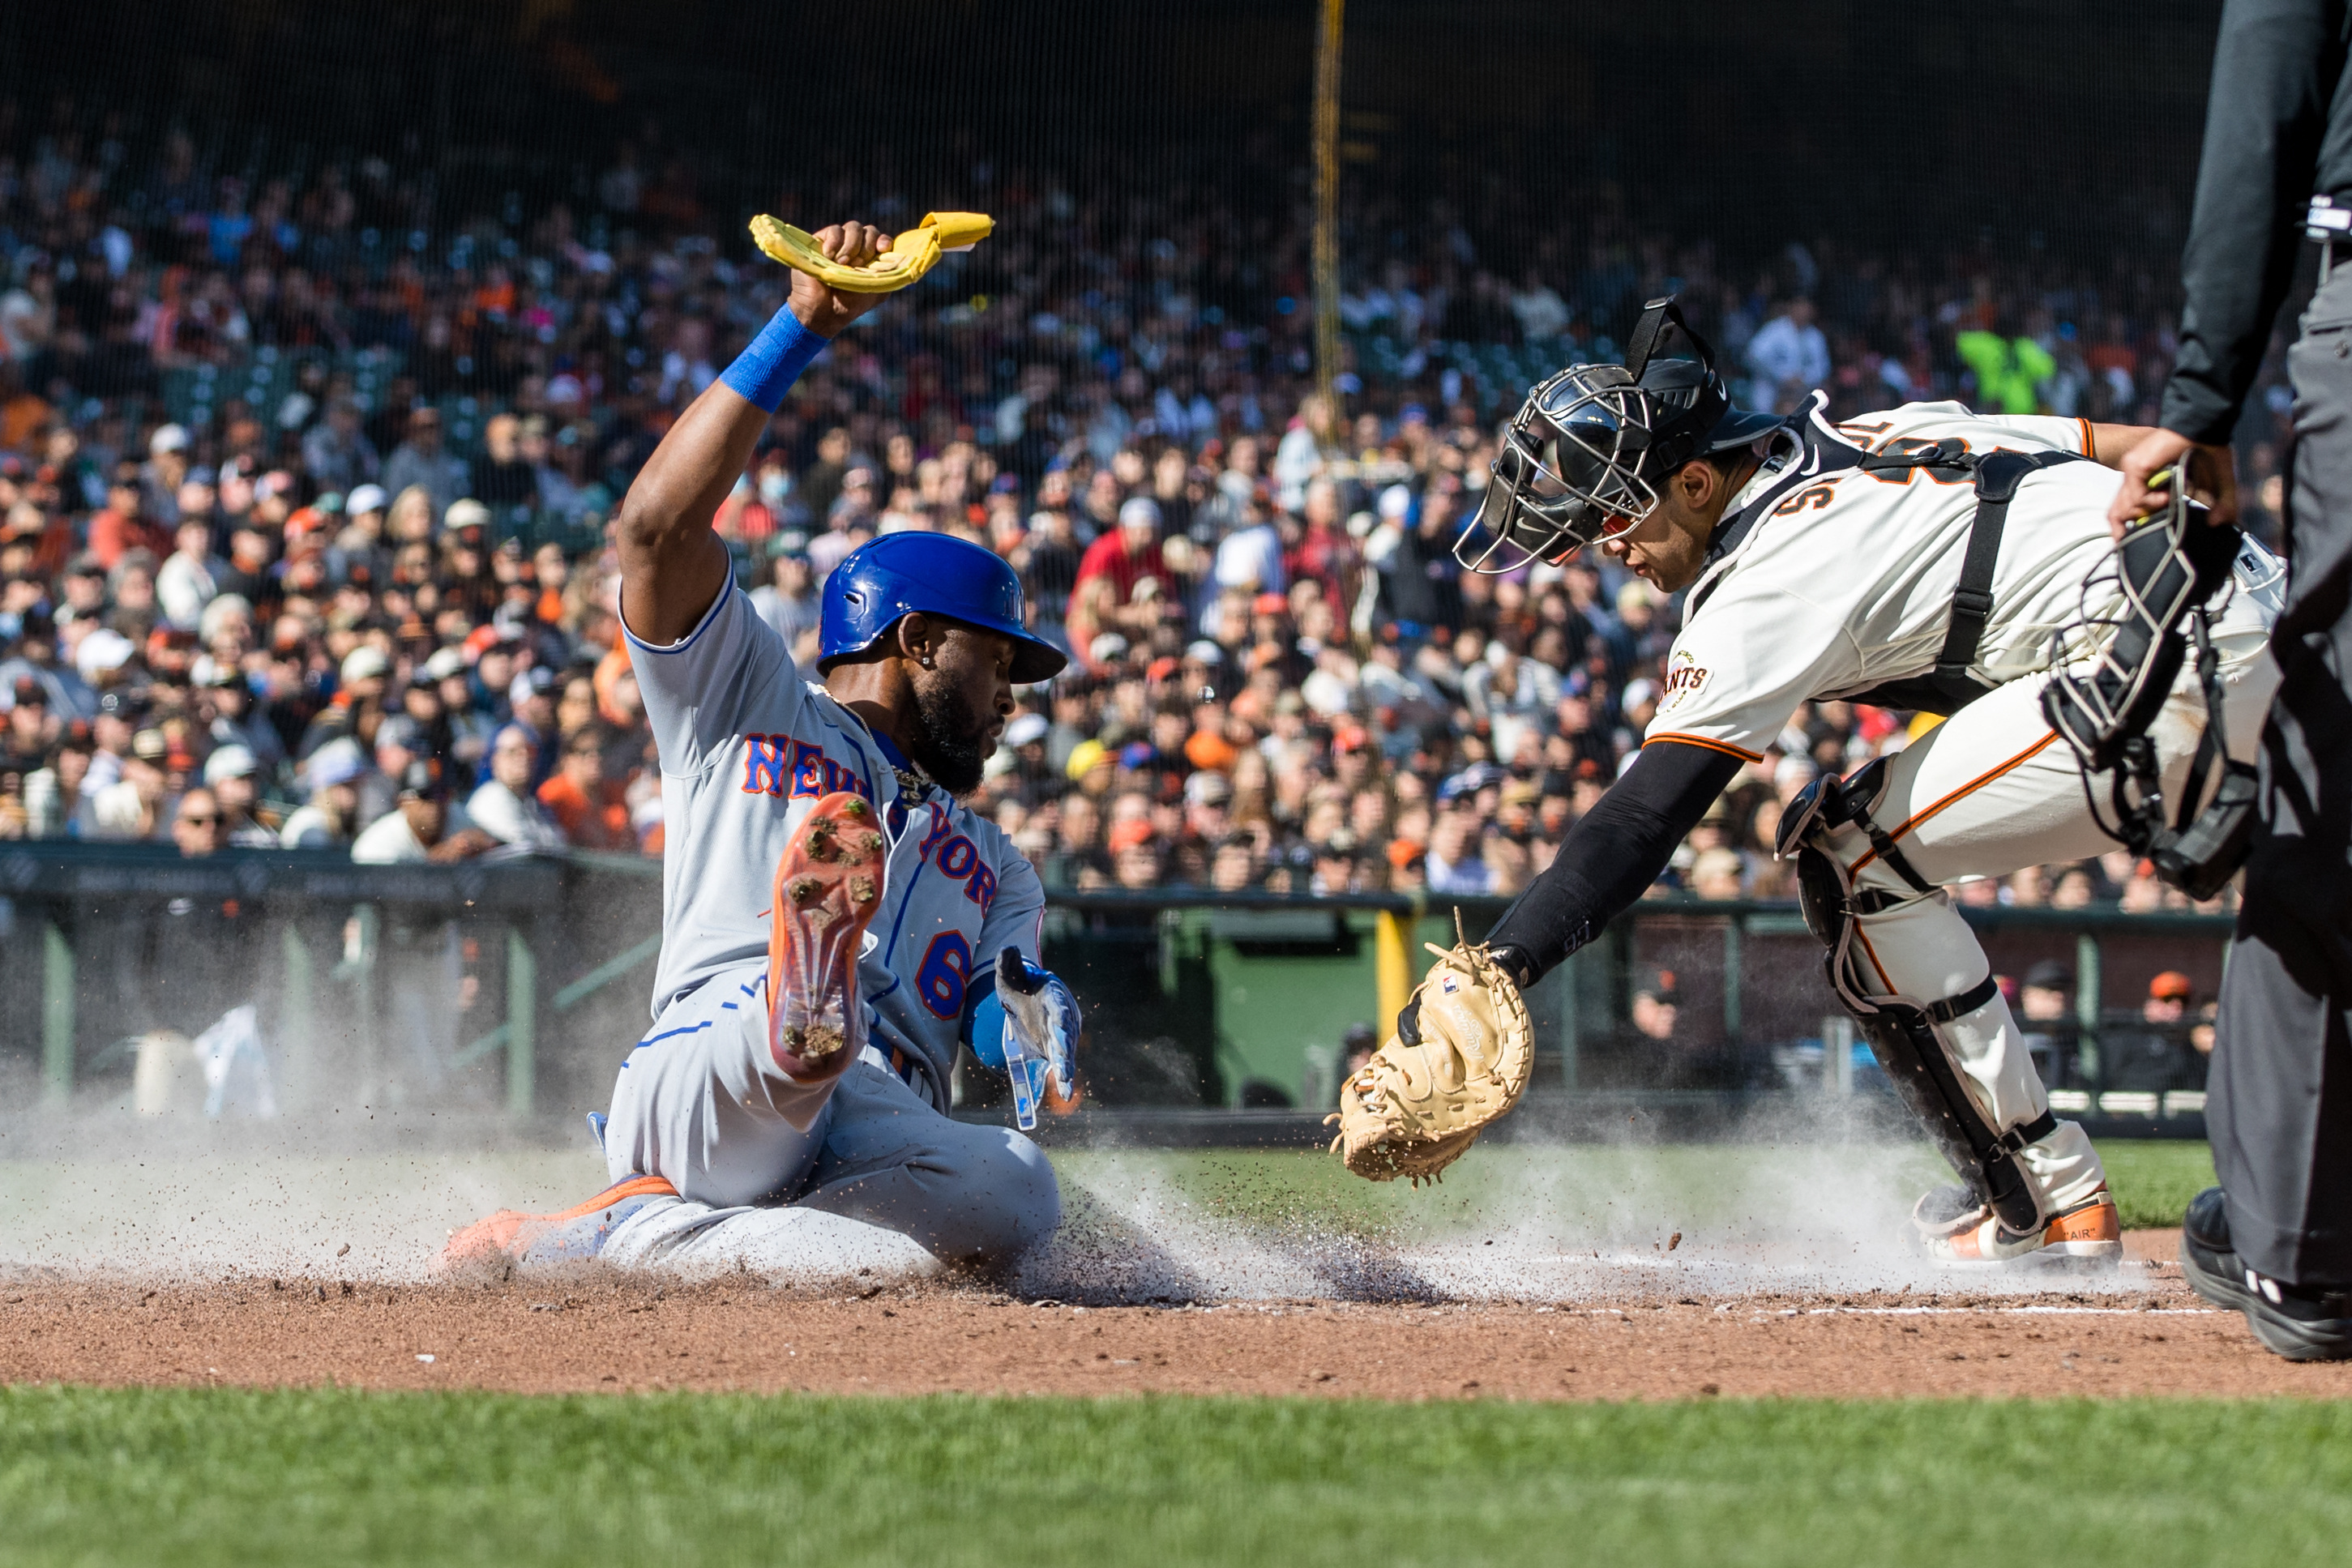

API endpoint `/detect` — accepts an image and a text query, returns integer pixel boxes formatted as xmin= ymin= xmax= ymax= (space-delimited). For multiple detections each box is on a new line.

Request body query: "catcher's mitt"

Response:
xmin=1328 ymin=922 xmax=1534 ymax=1185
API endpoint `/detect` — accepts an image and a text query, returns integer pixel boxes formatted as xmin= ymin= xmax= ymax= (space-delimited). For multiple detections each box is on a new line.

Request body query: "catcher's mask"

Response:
xmin=1457 ymin=295 xmax=1783 ymax=575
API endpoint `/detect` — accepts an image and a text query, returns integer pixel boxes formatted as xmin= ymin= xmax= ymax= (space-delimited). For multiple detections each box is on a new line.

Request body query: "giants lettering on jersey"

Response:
xmin=740 ymin=736 xmax=875 ymax=803
xmin=1659 ymin=652 xmax=1711 ymax=712
xmin=913 ymin=802 xmax=999 ymax=915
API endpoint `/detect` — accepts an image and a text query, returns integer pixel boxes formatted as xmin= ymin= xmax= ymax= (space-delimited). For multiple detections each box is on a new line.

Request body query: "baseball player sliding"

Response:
xmin=1334 ymin=297 xmax=2280 ymax=1268
xmin=449 ymin=219 xmax=1079 ymax=1280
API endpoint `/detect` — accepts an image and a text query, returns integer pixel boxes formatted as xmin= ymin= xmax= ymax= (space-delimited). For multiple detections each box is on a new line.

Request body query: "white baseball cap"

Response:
xmin=203 ymin=745 xmax=259 ymax=784
xmin=423 ymin=646 xmax=468 ymax=682
xmin=149 ymin=423 xmax=191 ymax=455
xmin=1003 ymin=712 xmax=1050 ymax=749
xmin=444 ymin=498 xmax=492 ymax=532
xmin=346 ymin=484 xmax=388 ymax=516
xmin=75 ymin=628 xmax=136 ymax=681
xmin=1118 ymin=496 xmax=1162 ymax=532
xmin=340 ymin=645 xmax=391 ymax=686
xmin=305 ymin=737 xmax=368 ymax=791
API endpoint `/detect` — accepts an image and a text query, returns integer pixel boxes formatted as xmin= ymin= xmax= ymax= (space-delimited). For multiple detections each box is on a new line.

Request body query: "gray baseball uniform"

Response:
xmin=591 ymin=573 xmax=1059 ymax=1272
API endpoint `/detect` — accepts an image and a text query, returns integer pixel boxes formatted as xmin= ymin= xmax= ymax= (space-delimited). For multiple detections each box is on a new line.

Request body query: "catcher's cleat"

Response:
xmin=1910 ymin=1182 xmax=2122 ymax=1267
xmin=766 ymin=792 xmax=889 ymax=1079
xmin=441 ymin=1174 xmax=678 ymax=1270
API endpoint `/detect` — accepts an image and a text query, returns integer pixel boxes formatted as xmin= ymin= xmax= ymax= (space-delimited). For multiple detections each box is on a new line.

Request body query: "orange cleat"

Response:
xmin=1914 ymin=1186 xmax=2122 ymax=1267
xmin=766 ymin=791 xmax=889 ymax=1079
xmin=441 ymin=1173 xmax=678 ymax=1269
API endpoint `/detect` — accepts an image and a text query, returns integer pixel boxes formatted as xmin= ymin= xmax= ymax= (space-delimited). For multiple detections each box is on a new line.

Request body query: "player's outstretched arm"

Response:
xmin=617 ymin=221 xmax=895 ymax=645
xmin=1396 ymin=738 xmax=1741 ymax=1043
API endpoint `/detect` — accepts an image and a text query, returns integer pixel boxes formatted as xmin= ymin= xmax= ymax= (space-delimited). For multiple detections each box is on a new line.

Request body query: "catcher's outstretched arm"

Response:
xmin=617 ymin=221 xmax=895 ymax=646
xmin=1482 ymin=738 xmax=1743 ymax=981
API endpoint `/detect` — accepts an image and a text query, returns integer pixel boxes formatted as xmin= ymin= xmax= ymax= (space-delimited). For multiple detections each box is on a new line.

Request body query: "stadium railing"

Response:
xmin=0 ymin=842 xmax=2229 ymax=1142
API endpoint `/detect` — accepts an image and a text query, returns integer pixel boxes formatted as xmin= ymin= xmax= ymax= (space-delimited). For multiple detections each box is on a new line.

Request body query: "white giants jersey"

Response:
xmin=625 ymin=575 xmax=1044 ymax=1108
xmin=1649 ymin=398 xmax=2176 ymax=763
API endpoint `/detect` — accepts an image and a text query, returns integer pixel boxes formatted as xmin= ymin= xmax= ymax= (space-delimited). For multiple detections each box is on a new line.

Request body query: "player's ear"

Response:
xmin=896 ymin=612 xmax=940 ymax=670
xmin=1675 ymin=459 xmax=1714 ymax=507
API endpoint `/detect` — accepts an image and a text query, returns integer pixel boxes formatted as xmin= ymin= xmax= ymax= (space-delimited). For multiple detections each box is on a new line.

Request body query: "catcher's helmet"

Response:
xmin=1458 ymin=296 xmax=1784 ymax=575
xmin=819 ymin=532 xmax=1067 ymax=683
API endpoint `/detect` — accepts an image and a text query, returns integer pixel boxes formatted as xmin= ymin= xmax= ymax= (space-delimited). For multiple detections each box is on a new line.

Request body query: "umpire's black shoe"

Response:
xmin=2179 ymin=1186 xmax=2352 ymax=1362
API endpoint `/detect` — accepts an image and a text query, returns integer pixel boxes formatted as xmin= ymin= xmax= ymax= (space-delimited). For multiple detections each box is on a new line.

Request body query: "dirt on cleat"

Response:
xmin=766 ymin=792 xmax=891 ymax=1079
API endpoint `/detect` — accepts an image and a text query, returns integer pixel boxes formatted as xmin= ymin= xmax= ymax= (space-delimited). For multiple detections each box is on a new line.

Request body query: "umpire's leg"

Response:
xmin=2213 ymin=266 xmax=2352 ymax=1288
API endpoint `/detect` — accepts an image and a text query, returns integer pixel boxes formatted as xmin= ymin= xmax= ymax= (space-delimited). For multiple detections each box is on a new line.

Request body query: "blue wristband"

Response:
xmin=720 ymin=305 xmax=827 ymax=413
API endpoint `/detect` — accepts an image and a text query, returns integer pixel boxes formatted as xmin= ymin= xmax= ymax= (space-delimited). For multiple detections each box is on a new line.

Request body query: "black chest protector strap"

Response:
xmin=1845 ymin=445 xmax=2087 ymax=716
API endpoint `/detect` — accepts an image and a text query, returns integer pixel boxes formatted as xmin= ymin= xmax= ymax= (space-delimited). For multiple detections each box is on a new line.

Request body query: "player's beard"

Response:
xmin=909 ymin=679 xmax=993 ymax=799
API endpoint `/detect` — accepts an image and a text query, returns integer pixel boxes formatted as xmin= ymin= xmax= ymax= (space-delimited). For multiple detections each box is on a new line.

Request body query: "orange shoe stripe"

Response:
xmin=539 ymin=1173 xmax=678 ymax=1225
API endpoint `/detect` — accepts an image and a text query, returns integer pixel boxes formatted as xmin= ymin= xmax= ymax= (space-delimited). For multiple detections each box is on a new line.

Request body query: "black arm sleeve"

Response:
xmin=2161 ymin=0 xmax=2347 ymax=443
xmin=1485 ymin=740 xmax=1744 ymax=985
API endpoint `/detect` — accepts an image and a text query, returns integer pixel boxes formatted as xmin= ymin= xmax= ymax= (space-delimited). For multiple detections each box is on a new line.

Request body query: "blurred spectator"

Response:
xmin=537 ymin=726 xmax=630 ymax=848
xmin=2104 ymin=971 xmax=2202 ymax=1094
xmin=1631 ymin=970 xmax=1680 ymax=1040
xmin=2016 ymin=958 xmax=2076 ymax=1087
xmin=1744 ymin=298 xmax=1830 ymax=404
xmin=751 ymin=544 xmax=822 ymax=656
xmin=468 ymin=724 xmax=567 ymax=850
xmin=380 ymin=408 xmax=467 ymax=524
xmin=170 ymin=788 xmax=224 ymax=858
xmin=353 ymin=763 xmax=495 ymax=864
xmin=202 ymin=744 xmax=280 ymax=847
xmin=302 ymin=399 xmax=381 ymax=495
xmin=280 ymin=737 xmax=367 ymax=848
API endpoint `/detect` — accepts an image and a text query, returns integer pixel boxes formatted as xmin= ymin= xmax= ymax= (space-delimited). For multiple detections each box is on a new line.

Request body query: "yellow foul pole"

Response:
xmin=1312 ymin=0 xmax=1345 ymax=402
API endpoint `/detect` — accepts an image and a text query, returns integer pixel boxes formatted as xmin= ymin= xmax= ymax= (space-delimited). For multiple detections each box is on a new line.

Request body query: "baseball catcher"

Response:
xmin=447 ymin=219 xmax=1080 ymax=1280
xmin=1338 ymin=297 xmax=2280 ymax=1267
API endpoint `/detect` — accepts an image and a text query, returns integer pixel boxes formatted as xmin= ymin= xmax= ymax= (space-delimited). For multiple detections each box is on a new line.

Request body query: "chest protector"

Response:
xmin=1692 ymin=412 xmax=2085 ymax=716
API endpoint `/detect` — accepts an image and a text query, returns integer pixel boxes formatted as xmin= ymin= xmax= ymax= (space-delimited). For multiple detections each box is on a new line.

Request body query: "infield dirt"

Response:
xmin=6 ymin=1232 xmax=2344 ymax=1400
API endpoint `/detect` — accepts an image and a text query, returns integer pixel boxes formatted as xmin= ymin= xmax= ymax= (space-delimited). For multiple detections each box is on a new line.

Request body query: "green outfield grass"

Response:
xmin=1056 ymin=1138 xmax=2217 ymax=1238
xmin=0 ymin=1386 xmax=2341 ymax=1567
xmin=2098 ymin=1140 xmax=2218 ymax=1229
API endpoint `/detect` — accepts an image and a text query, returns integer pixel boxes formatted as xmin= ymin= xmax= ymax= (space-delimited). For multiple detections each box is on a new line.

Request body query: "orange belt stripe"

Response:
xmin=537 ymin=1173 xmax=677 ymax=1225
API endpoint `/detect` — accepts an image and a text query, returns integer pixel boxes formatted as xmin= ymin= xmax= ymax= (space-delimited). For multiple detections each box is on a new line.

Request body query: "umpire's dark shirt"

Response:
xmin=2163 ymin=0 xmax=2352 ymax=442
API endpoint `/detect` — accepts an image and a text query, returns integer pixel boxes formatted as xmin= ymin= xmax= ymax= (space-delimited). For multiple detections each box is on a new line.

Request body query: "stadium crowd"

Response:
xmin=0 ymin=118 xmax=2282 ymax=911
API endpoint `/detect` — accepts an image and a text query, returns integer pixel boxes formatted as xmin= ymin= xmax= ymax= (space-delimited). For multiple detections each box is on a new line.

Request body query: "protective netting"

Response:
xmin=0 ymin=2 xmax=2245 ymax=1112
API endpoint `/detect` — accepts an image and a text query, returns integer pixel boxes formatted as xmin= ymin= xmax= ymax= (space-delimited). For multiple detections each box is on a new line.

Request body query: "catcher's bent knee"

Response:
xmin=1788 ymin=818 xmax=2047 ymax=1233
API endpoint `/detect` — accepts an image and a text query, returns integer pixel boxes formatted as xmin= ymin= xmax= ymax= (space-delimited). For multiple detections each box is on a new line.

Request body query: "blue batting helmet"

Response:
xmin=818 ymin=533 xmax=1068 ymax=683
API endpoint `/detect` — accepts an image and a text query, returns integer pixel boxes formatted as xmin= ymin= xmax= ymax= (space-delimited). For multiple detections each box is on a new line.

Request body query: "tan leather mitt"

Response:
xmin=1328 ymin=930 xmax=1534 ymax=1185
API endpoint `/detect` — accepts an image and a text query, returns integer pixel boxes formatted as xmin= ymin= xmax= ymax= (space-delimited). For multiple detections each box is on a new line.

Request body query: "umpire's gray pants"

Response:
xmin=2213 ymin=262 xmax=2352 ymax=1285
